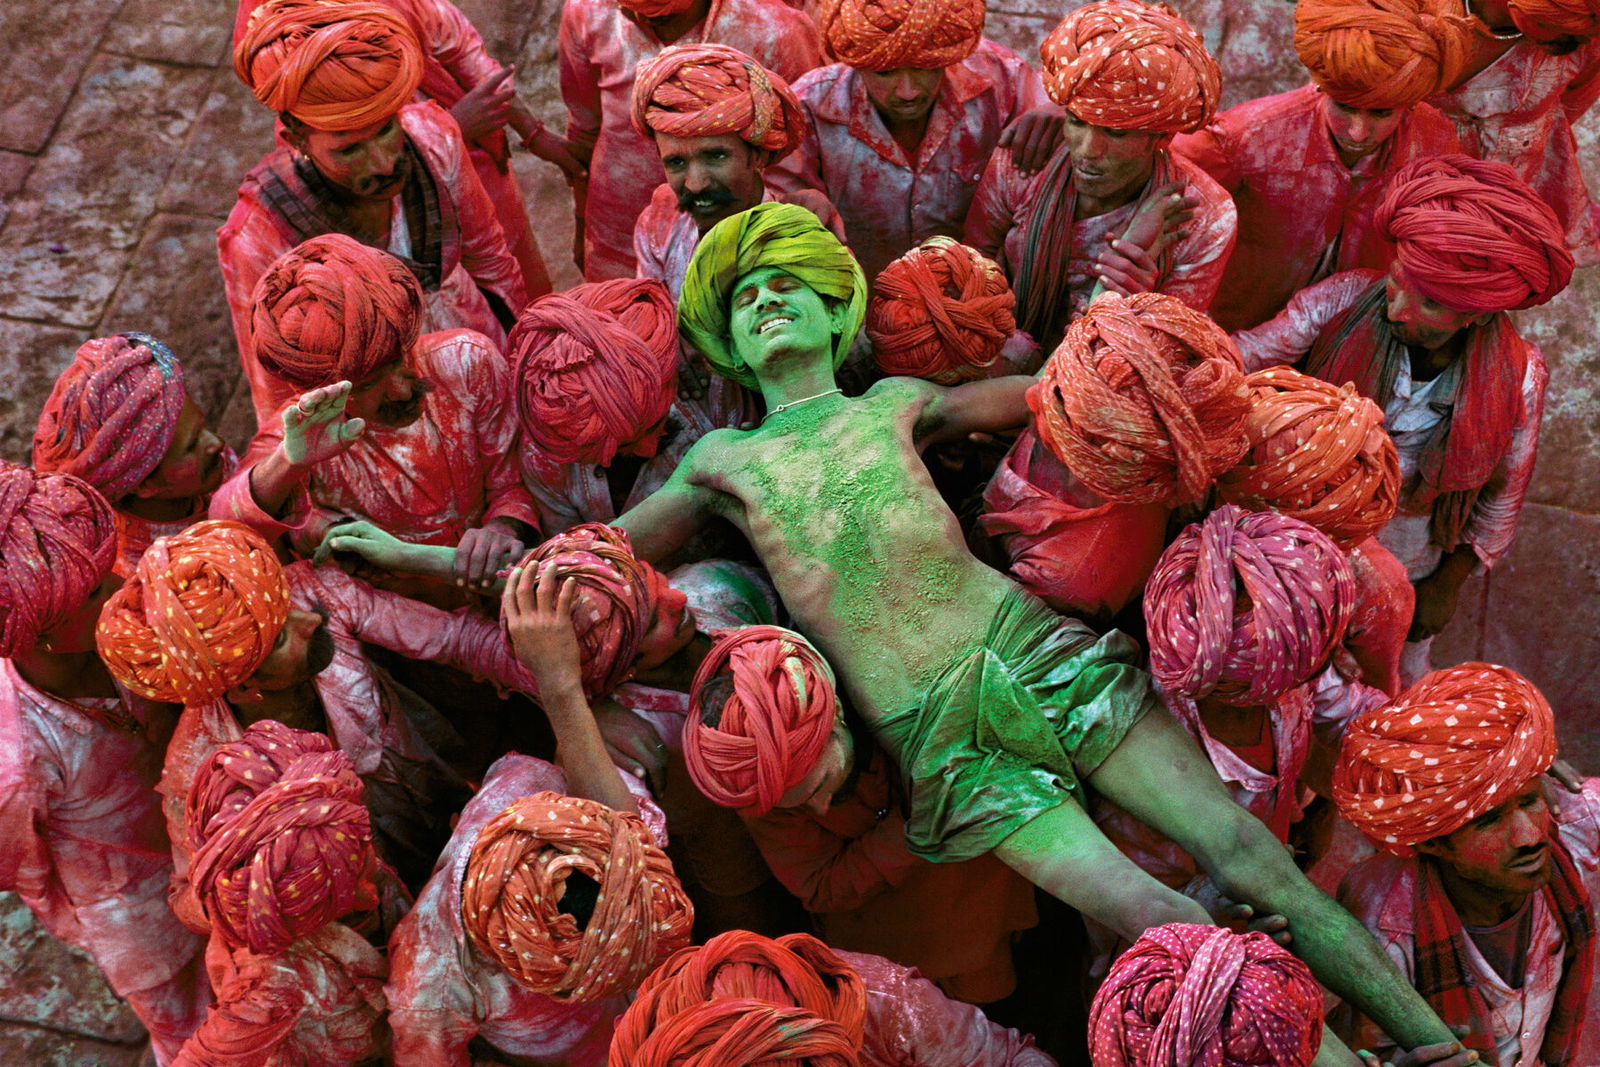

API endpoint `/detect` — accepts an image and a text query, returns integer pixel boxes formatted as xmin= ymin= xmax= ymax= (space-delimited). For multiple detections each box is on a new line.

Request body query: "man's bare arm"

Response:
xmin=915 ymin=375 xmax=1034 ymax=449
xmin=612 ymin=436 xmax=727 ymax=564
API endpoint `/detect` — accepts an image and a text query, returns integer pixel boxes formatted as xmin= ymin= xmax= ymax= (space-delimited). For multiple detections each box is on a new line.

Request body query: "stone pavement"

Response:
xmin=0 ymin=0 xmax=1596 ymax=1058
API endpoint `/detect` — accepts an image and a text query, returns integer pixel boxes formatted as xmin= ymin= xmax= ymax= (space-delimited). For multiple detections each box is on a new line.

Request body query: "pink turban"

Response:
xmin=631 ymin=44 xmax=806 ymax=163
xmin=1146 ymin=505 xmax=1356 ymax=706
xmin=1293 ymin=0 xmax=1479 ymax=110
xmin=867 ymin=237 xmax=1015 ymax=385
xmin=1041 ymin=0 xmax=1221 ymax=133
xmin=1089 ymin=923 xmax=1324 ymax=1066
xmin=1508 ymin=0 xmax=1600 ymax=42
xmin=0 ymin=463 xmax=118 ymax=657
xmin=818 ymin=0 xmax=985 ymax=70
xmin=186 ymin=720 xmax=341 ymax=854
xmin=32 ymin=333 xmax=187 ymax=501
xmin=684 ymin=626 xmax=841 ymax=816
xmin=1377 ymin=154 xmax=1574 ymax=314
xmin=250 ymin=234 xmax=423 ymax=390
xmin=1334 ymin=663 xmax=1557 ymax=853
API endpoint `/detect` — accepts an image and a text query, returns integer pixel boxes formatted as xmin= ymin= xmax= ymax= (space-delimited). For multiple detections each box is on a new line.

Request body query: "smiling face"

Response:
xmin=1321 ymin=97 xmax=1407 ymax=164
xmin=289 ymin=113 xmax=410 ymax=201
xmin=1061 ymin=110 xmax=1167 ymax=208
xmin=728 ymin=267 xmax=846 ymax=375
xmin=859 ymin=67 xmax=945 ymax=127
xmin=1418 ymin=776 xmax=1555 ymax=898
xmin=656 ymin=131 xmax=767 ymax=234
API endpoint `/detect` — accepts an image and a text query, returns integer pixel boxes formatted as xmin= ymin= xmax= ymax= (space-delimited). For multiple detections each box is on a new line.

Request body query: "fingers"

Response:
xmin=554 ymin=571 xmax=578 ymax=621
xmin=534 ymin=562 xmax=561 ymax=612
xmin=996 ymin=124 xmax=1016 ymax=147
xmin=340 ymin=416 xmax=367 ymax=442
xmin=503 ymin=560 xmax=537 ymax=620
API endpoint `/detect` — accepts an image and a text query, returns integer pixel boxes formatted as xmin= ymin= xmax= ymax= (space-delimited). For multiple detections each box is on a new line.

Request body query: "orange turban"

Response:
xmin=1041 ymin=0 xmax=1220 ymax=133
xmin=1089 ymin=923 xmax=1324 ymax=1067
xmin=1027 ymin=291 xmax=1250 ymax=506
xmin=234 ymin=0 xmax=422 ymax=130
xmin=684 ymin=626 xmax=840 ymax=816
xmin=186 ymin=720 xmax=341 ymax=854
xmin=32 ymin=333 xmax=188 ymax=501
xmin=818 ymin=0 xmax=985 ymax=70
xmin=631 ymin=44 xmax=806 ymax=163
xmin=1145 ymin=505 xmax=1356 ymax=707
xmin=1508 ymin=0 xmax=1600 ymax=42
xmin=250 ymin=234 xmax=423 ymax=391
xmin=1334 ymin=663 xmax=1557 ymax=853
xmin=1377 ymin=154 xmax=1575 ymax=314
xmin=96 ymin=520 xmax=290 ymax=705
xmin=1217 ymin=368 xmax=1400 ymax=550
xmin=1293 ymin=0 xmax=1478 ymax=109
xmin=613 ymin=999 xmax=859 ymax=1067
xmin=867 ymin=237 xmax=1015 ymax=385
xmin=461 ymin=791 xmax=694 ymax=1001
xmin=0 ymin=464 xmax=117 ymax=658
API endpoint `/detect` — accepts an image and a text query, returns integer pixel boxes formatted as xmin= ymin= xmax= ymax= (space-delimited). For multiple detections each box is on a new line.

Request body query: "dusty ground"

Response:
xmin=0 ymin=0 xmax=1595 ymax=1058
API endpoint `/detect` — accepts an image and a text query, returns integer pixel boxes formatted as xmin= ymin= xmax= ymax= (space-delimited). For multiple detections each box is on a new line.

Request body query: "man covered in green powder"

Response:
xmin=617 ymin=202 xmax=1472 ymax=1065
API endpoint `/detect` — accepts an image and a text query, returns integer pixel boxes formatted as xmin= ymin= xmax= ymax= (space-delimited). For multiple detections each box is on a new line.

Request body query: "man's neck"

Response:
xmin=11 ymin=646 xmax=119 ymax=701
xmin=1436 ymin=858 xmax=1534 ymax=927
xmin=1406 ymin=331 xmax=1470 ymax=382
xmin=1077 ymin=170 xmax=1154 ymax=221
xmin=229 ymin=684 xmax=328 ymax=734
xmin=754 ymin=353 xmax=842 ymax=414
xmin=633 ymin=632 xmax=712 ymax=691
xmin=642 ymin=0 xmax=711 ymax=43
xmin=877 ymin=109 xmax=931 ymax=159
xmin=121 ymin=494 xmax=201 ymax=523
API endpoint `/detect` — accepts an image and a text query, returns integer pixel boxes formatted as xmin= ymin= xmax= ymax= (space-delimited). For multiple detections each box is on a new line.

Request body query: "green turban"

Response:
xmin=678 ymin=202 xmax=867 ymax=388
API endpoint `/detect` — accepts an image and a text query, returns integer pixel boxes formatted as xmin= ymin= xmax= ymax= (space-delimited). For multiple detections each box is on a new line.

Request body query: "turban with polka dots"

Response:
xmin=1145 ymin=505 xmax=1356 ymax=707
xmin=631 ymin=44 xmax=806 ymax=163
xmin=250 ymin=234 xmax=424 ymax=390
xmin=0 ymin=463 xmax=118 ymax=658
xmin=186 ymin=719 xmax=341 ymax=854
xmin=684 ymin=626 xmax=841 ymax=817
xmin=461 ymin=791 xmax=694 ymax=1001
xmin=1294 ymin=0 xmax=1478 ymax=109
xmin=868 ymin=237 xmax=1015 ymax=385
xmin=1217 ymin=367 xmax=1400 ymax=550
xmin=96 ymin=520 xmax=290 ymax=705
xmin=234 ymin=0 xmax=422 ymax=131
xmin=611 ymin=999 xmax=858 ymax=1067
xmin=1041 ymin=0 xmax=1220 ymax=133
xmin=1028 ymin=291 xmax=1250 ymax=507
xmin=1089 ymin=923 xmax=1324 ymax=1067
xmin=32 ymin=333 xmax=188 ymax=502
xmin=1334 ymin=663 xmax=1557 ymax=853
xmin=1508 ymin=0 xmax=1600 ymax=42
xmin=818 ymin=0 xmax=984 ymax=70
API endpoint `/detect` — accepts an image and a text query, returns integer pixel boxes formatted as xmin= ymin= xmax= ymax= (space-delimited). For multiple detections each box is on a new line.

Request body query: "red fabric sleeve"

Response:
xmin=742 ymin=809 xmax=922 ymax=914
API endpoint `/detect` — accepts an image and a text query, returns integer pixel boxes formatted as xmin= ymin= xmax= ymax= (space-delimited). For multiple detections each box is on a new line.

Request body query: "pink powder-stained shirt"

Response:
xmin=767 ymin=40 xmax=1050 ymax=285
xmin=1333 ymin=780 xmax=1600 ymax=1067
xmin=1174 ymin=84 xmax=1462 ymax=331
xmin=113 ymin=446 xmax=239 ymax=577
xmin=964 ymin=144 xmax=1237 ymax=324
xmin=0 ymin=661 xmax=208 ymax=1061
xmin=1431 ymin=38 xmax=1600 ymax=267
xmin=385 ymin=753 xmax=665 ymax=1067
xmin=558 ymin=0 xmax=822 ymax=280
xmin=218 ymin=101 xmax=527 ymax=425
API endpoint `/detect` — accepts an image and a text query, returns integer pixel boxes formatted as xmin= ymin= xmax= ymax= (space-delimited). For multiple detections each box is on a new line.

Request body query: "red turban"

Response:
xmin=684 ymin=626 xmax=840 ymax=816
xmin=617 ymin=0 xmax=699 ymax=19
xmin=186 ymin=720 xmax=340 ymax=854
xmin=32 ymin=333 xmax=187 ymax=501
xmin=1293 ymin=0 xmax=1479 ymax=109
xmin=818 ymin=0 xmax=985 ymax=70
xmin=867 ymin=237 xmax=1015 ymax=385
xmin=1146 ymin=505 xmax=1356 ymax=707
xmin=250 ymin=234 xmax=423 ymax=391
xmin=612 ymin=999 xmax=859 ymax=1067
xmin=1041 ymin=0 xmax=1220 ymax=133
xmin=1217 ymin=368 xmax=1400 ymax=550
xmin=233 ymin=0 xmax=422 ymax=130
xmin=0 ymin=464 xmax=118 ymax=658
xmin=631 ymin=44 xmax=806 ymax=163
xmin=579 ymin=277 xmax=681 ymax=369
xmin=1089 ymin=923 xmax=1324 ymax=1067
xmin=1508 ymin=0 xmax=1600 ymax=42
xmin=510 ymin=288 xmax=678 ymax=467
xmin=96 ymin=520 xmax=290 ymax=705
xmin=1334 ymin=663 xmax=1557 ymax=853
xmin=461 ymin=791 xmax=694 ymax=1001
xmin=1377 ymin=154 xmax=1575 ymax=314
xmin=1027 ymin=291 xmax=1250 ymax=507
xmin=511 ymin=524 xmax=653 ymax=700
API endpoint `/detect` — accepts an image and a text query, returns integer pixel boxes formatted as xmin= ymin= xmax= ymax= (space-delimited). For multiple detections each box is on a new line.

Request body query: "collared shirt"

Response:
xmin=634 ymin=183 xmax=779 ymax=302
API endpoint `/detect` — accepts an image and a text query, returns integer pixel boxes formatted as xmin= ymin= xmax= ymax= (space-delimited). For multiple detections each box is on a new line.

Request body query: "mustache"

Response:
xmin=355 ymin=154 xmax=412 ymax=196
xmin=676 ymin=184 xmax=737 ymax=213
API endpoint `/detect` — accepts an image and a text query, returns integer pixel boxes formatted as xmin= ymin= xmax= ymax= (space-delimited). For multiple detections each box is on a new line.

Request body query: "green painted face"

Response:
xmin=728 ymin=266 xmax=845 ymax=375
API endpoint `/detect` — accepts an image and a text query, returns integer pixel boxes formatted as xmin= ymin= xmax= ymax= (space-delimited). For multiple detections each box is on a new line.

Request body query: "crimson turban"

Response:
xmin=818 ymin=0 xmax=985 ymax=70
xmin=581 ymin=276 xmax=681 ymax=367
xmin=1508 ymin=0 xmax=1600 ymax=42
xmin=1334 ymin=663 xmax=1557 ymax=853
xmin=1377 ymin=154 xmax=1575 ymax=314
xmin=186 ymin=720 xmax=340 ymax=854
xmin=867 ymin=237 xmax=1015 ymax=385
xmin=0 ymin=464 xmax=118 ymax=658
xmin=1041 ymin=0 xmax=1220 ymax=133
xmin=96 ymin=520 xmax=290 ymax=705
xmin=1089 ymin=923 xmax=1324 ymax=1067
xmin=1146 ymin=505 xmax=1356 ymax=707
xmin=234 ymin=0 xmax=422 ymax=131
xmin=612 ymin=999 xmax=858 ymax=1067
xmin=631 ymin=44 xmax=806 ymax=163
xmin=250 ymin=234 xmax=423 ymax=391
xmin=1293 ymin=0 xmax=1478 ymax=109
xmin=684 ymin=626 xmax=840 ymax=816
xmin=461 ymin=791 xmax=694 ymax=1001
xmin=1217 ymin=368 xmax=1400 ymax=550
xmin=32 ymin=333 xmax=187 ymax=501
xmin=509 ymin=286 xmax=677 ymax=467
xmin=1027 ymin=291 xmax=1250 ymax=507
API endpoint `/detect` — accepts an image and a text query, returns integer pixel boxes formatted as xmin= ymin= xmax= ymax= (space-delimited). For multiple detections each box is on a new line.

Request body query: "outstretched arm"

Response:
xmin=612 ymin=439 xmax=724 ymax=564
xmin=915 ymin=376 xmax=1034 ymax=450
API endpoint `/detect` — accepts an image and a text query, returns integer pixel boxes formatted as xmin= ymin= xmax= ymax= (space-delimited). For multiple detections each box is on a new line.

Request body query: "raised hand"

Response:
xmin=999 ymin=103 xmax=1067 ymax=174
xmin=502 ymin=562 xmax=584 ymax=697
xmin=451 ymin=66 xmax=516 ymax=145
xmin=282 ymin=381 xmax=365 ymax=468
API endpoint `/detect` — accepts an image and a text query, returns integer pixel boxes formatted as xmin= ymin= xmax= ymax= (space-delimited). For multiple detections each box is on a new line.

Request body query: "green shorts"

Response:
xmin=873 ymin=587 xmax=1156 ymax=863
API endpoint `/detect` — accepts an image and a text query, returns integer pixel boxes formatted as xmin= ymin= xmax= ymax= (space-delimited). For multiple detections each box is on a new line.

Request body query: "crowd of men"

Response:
xmin=3 ymin=0 xmax=1597 ymax=1062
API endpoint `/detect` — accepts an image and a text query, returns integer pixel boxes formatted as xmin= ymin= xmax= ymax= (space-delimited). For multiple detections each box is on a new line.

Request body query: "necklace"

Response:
xmin=762 ymin=387 xmax=842 ymax=423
